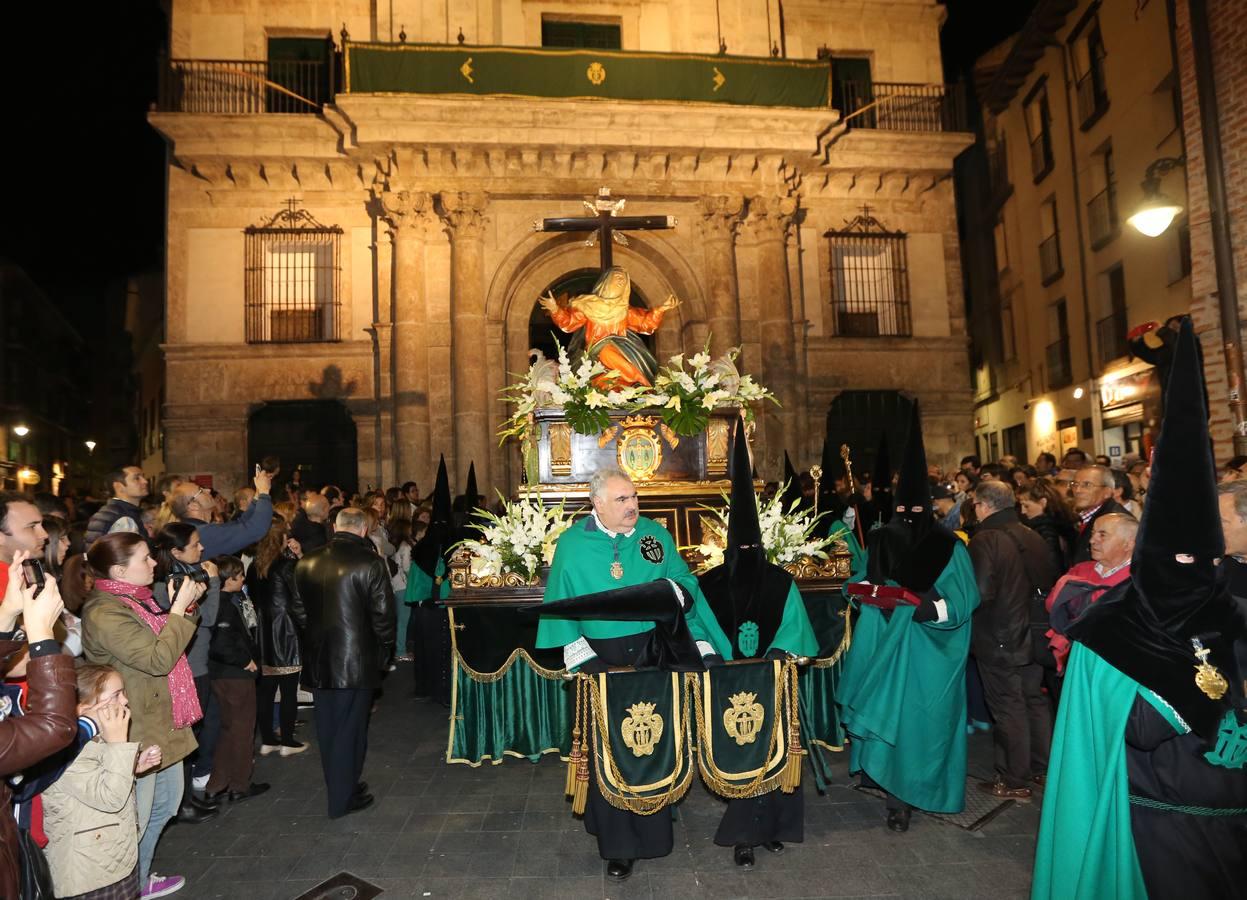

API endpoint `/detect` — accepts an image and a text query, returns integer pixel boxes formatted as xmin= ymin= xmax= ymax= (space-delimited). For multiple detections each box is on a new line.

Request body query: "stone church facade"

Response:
xmin=152 ymin=0 xmax=972 ymax=496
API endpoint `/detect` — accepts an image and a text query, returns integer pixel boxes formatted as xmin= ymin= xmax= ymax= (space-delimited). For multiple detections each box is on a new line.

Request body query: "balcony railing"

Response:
xmin=159 ymin=58 xmax=333 ymax=114
xmin=838 ymin=81 xmax=966 ymax=133
xmin=1029 ymin=131 xmax=1052 ymax=181
xmin=1096 ymin=310 xmax=1128 ymax=368
xmin=1076 ymin=67 xmax=1109 ymax=126
xmin=1047 ymin=339 xmax=1073 ymax=390
xmin=1088 ymin=184 xmax=1118 ymax=249
xmin=1039 ymin=233 xmax=1063 ymax=284
xmin=987 ymin=137 xmax=1011 ymax=198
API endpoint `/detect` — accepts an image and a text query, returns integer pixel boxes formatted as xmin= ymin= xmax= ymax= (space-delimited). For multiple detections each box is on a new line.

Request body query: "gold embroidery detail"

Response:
xmin=587 ymin=61 xmax=607 ymax=86
xmin=722 ymin=691 xmax=765 ymax=746
xmin=712 ymin=66 xmax=726 ymax=92
xmin=621 ymin=701 xmax=663 ymax=756
xmin=460 ymin=57 xmax=474 ymax=83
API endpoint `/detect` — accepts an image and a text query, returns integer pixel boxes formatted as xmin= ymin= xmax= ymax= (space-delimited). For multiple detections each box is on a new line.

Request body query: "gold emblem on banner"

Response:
xmin=587 ymin=62 xmax=607 ymax=85
xmin=723 ymin=691 xmax=765 ymax=746
xmin=621 ymin=701 xmax=663 ymax=757
xmin=617 ymin=415 xmax=662 ymax=481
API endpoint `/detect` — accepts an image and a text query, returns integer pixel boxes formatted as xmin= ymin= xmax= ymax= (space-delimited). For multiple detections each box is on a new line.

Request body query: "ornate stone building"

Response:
xmin=152 ymin=0 xmax=973 ymax=496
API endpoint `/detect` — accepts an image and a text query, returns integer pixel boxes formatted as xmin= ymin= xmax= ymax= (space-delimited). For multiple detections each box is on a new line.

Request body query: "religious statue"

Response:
xmin=539 ymin=266 xmax=680 ymax=388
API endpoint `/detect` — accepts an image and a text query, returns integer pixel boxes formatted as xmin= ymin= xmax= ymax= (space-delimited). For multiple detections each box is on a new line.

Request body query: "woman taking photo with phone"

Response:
xmin=79 ymin=532 xmax=205 ymax=899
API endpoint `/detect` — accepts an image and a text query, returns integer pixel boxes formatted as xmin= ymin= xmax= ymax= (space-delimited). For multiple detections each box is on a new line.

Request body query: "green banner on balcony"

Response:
xmin=344 ymin=42 xmax=829 ymax=108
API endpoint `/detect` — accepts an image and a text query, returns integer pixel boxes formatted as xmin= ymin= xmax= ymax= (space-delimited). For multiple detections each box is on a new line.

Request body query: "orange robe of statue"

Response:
xmin=544 ymin=267 xmax=675 ymax=388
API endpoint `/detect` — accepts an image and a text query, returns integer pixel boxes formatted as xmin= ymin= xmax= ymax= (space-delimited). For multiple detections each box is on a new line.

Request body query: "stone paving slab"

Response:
xmin=153 ymin=664 xmax=1037 ymax=899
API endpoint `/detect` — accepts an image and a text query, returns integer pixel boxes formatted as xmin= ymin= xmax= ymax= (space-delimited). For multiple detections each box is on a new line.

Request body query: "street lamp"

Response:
xmin=1127 ymin=156 xmax=1186 ymax=237
xmin=12 ymin=425 xmax=29 ymax=437
xmin=84 ymin=440 xmax=96 ymax=453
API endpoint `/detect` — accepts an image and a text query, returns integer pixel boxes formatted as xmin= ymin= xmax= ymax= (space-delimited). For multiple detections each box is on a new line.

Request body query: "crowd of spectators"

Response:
xmin=0 ymin=461 xmax=457 ymax=899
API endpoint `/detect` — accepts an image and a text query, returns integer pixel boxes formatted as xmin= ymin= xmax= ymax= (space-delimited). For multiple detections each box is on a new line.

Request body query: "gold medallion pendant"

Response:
xmin=610 ymin=561 xmax=624 ymax=580
xmin=1192 ymin=640 xmax=1229 ymax=700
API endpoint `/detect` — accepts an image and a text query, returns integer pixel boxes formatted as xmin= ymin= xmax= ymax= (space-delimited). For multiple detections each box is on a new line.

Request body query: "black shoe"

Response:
xmin=330 ymin=792 xmax=374 ymax=819
xmin=175 ymin=803 xmax=218 ymax=825
xmin=761 ymin=841 xmax=784 ymax=854
xmin=189 ymin=793 xmax=219 ymax=811
xmin=733 ymin=845 xmax=755 ymax=868
xmin=227 ymin=783 xmax=271 ymax=802
xmin=606 ymin=859 xmax=634 ymax=881
xmin=355 ymin=781 xmax=369 ymax=797
xmin=886 ymin=808 xmax=911 ymax=833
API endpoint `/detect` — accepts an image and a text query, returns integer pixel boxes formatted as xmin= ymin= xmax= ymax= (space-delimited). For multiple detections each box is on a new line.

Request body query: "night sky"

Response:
xmin=0 ymin=1 xmax=1032 ymax=327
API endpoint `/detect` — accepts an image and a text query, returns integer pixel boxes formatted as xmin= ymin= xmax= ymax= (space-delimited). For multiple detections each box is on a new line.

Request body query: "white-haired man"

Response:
xmin=536 ymin=466 xmax=731 ymax=883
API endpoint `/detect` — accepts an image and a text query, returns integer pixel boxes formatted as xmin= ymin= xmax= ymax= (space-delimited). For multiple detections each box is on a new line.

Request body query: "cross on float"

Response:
xmin=534 ymin=187 xmax=677 ymax=270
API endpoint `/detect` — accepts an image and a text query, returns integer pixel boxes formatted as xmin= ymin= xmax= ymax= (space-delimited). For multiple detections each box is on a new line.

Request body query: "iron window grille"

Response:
xmin=245 ymin=201 xmax=342 ymax=343
xmin=826 ymin=209 xmax=911 ymax=337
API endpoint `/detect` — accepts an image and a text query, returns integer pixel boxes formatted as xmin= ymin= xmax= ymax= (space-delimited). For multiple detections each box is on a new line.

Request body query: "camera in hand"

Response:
xmin=20 ymin=559 xmax=46 ymax=591
xmin=169 ymin=567 xmax=210 ymax=597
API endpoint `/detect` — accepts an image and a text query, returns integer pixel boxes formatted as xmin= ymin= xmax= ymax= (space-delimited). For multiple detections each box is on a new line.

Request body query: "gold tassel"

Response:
xmin=571 ymin=677 xmax=590 ymax=815
xmin=565 ymin=676 xmax=582 ymax=799
xmin=780 ymin=661 xmax=803 ymax=793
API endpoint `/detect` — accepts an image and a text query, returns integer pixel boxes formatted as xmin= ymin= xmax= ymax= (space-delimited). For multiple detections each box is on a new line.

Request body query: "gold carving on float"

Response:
xmin=707 ymin=419 xmax=730 ymax=476
xmin=549 ymin=423 xmax=573 ymax=476
xmin=620 ymin=701 xmax=663 ymax=757
xmin=587 ymin=61 xmax=607 ymax=85
xmin=617 ymin=415 xmax=663 ymax=481
xmin=783 ymin=553 xmax=852 ymax=581
xmin=598 ymin=425 xmax=620 ymax=448
xmin=723 ymin=691 xmax=765 ymax=746
xmin=659 ymin=423 xmax=681 ymax=449
xmin=447 ymin=548 xmax=542 ymax=589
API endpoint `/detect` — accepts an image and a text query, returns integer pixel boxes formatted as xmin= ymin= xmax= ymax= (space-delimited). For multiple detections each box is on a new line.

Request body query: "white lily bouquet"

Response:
xmin=499 ymin=341 xmax=776 ymax=442
xmin=454 ymin=493 xmax=574 ymax=583
xmin=687 ymin=483 xmax=835 ymax=572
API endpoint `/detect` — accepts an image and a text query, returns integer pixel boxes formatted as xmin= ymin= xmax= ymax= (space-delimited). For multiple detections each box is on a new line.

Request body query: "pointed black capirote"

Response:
xmin=1131 ymin=317 xmax=1222 ymax=614
xmin=464 ymin=461 xmax=479 ymax=508
xmin=894 ymin=401 xmax=931 ymax=514
xmin=780 ymin=450 xmax=803 ymax=511
xmin=872 ymin=432 xmax=894 ymax=525
xmin=431 ymin=454 xmax=452 ymax=525
xmin=727 ymin=418 xmax=762 ymax=553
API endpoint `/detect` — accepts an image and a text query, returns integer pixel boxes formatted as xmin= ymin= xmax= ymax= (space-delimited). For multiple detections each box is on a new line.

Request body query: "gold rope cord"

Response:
xmin=584 ymin=673 xmax=695 ymax=815
xmin=812 ymin=606 xmax=852 ymax=668
xmin=690 ymin=660 xmax=790 ymax=799
xmin=780 ymin=658 xmax=805 ymax=792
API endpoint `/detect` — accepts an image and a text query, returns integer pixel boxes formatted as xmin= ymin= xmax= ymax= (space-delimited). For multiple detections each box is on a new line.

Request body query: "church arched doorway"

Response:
xmin=825 ymin=390 xmax=912 ymax=480
xmin=247 ymin=399 xmax=358 ymax=495
xmin=526 ymin=268 xmax=653 ymax=364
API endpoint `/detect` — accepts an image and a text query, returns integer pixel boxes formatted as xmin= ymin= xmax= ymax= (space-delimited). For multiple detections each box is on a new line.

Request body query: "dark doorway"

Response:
xmin=541 ymin=19 xmax=622 ymax=48
xmin=825 ymin=390 xmax=913 ymax=480
xmin=248 ymin=400 xmax=358 ymax=495
xmin=527 ymin=269 xmax=651 ymax=365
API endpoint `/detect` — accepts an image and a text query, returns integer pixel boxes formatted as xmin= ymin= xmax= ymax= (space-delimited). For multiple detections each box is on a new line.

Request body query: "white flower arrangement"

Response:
xmin=499 ymin=341 xmax=776 ymax=442
xmin=454 ymin=493 xmax=575 ymax=583
xmin=686 ymin=482 xmax=836 ymax=572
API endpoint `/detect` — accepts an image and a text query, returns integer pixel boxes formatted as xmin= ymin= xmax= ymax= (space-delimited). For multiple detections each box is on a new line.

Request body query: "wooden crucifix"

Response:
xmin=534 ymin=187 xmax=677 ymax=270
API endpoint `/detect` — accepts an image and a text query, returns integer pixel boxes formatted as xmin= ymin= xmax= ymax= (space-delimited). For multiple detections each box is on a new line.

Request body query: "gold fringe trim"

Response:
xmin=456 ymin=646 xmax=568 ymax=683
xmin=689 ymin=662 xmax=790 ymax=799
xmin=812 ymin=606 xmax=852 ymax=668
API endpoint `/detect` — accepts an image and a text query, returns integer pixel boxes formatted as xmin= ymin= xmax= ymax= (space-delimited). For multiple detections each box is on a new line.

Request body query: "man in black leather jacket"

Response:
xmin=967 ymin=480 xmax=1058 ymax=799
xmin=294 ymin=507 xmax=396 ymax=818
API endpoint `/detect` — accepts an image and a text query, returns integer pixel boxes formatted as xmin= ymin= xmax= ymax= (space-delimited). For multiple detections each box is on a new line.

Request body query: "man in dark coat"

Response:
xmin=295 ymin=506 xmax=396 ymax=818
xmin=699 ymin=420 xmax=817 ymax=868
xmin=967 ymin=479 xmax=1058 ymax=799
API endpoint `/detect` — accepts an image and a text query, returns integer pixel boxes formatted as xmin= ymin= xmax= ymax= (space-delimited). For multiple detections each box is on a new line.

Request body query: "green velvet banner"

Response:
xmin=345 ymin=42 xmax=830 ymax=108
xmin=591 ymin=670 xmax=693 ymax=812
xmin=694 ymin=660 xmax=788 ymax=797
xmin=446 ymin=652 xmax=572 ymax=766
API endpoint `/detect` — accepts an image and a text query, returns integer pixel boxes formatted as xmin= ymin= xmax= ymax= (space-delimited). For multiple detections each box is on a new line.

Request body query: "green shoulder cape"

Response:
xmin=535 ymin=515 xmax=732 ymax=660
xmin=837 ymin=540 xmax=980 ymax=812
xmin=404 ymin=558 xmax=450 ymax=606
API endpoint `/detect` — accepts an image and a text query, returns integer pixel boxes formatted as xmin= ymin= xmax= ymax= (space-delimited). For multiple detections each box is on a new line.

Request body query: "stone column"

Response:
xmin=381 ymin=190 xmax=434 ymax=487
xmin=743 ymin=194 xmax=798 ymax=475
xmin=440 ymin=191 xmax=491 ymax=494
xmin=698 ymin=194 xmax=744 ymax=356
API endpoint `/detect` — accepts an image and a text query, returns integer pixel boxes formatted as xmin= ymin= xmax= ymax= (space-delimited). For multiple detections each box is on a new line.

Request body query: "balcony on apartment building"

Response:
xmin=1046 ymin=339 xmax=1073 ymax=390
xmin=1087 ymin=183 xmax=1118 ymax=249
xmin=1096 ymin=309 xmax=1129 ymax=369
xmin=1039 ymin=233 xmax=1063 ymax=285
xmin=835 ymin=80 xmax=967 ymax=133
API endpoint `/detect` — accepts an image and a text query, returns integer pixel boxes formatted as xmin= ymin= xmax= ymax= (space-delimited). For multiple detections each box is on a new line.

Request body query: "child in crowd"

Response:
xmin=205 ymin=556 xmax=268 ymax=801
xmin=42 ymin=664 xmax=162 ymax=900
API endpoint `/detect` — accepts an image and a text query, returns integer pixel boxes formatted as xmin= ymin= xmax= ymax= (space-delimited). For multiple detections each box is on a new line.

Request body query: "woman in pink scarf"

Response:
xmin=77 ymin=533 xmax=204 ymax=899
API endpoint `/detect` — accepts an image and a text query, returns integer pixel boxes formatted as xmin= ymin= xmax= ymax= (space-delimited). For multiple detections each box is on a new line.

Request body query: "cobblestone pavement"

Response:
xmin=154 ymin=663 xmax=1039 ymax=899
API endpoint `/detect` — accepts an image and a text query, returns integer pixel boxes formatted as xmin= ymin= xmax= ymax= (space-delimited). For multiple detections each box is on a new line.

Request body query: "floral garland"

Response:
xmin=684 ymin=483 xmax=840 ymax=572
xmin=453 ymin=493 xmax=574 ymax=583
xmin=499 ymin=342 xmax=776 ymax=443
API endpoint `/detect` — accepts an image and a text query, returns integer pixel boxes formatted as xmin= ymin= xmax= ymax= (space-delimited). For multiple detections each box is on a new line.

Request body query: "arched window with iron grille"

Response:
xmin=244 ymin=200 xmax=342 ymax=343
xmin=826 ymin=208 xmax=911 ymax=338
